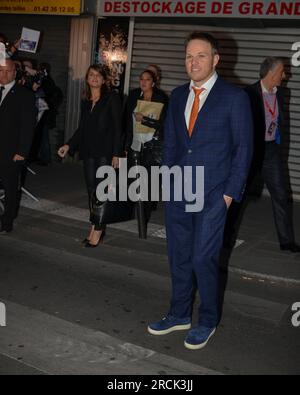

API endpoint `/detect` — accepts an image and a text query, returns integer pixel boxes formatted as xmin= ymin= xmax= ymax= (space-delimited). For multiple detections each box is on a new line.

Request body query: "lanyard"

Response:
xmin=264 ymin=95 xmax=277 ymax=119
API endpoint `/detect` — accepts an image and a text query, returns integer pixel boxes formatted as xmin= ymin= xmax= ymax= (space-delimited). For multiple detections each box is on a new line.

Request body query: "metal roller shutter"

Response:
xmin=130 ymin=21 xmax=300 ymax=199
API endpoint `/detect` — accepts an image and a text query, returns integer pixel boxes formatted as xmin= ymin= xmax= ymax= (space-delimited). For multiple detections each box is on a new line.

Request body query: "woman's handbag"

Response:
xmin=141 ymin=136 xmax=163 ymax=167
xmin=90 ymin=170 xmax=135 ymax=225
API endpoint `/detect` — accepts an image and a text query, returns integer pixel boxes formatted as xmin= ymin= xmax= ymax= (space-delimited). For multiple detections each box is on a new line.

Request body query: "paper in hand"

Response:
xmin=19 ymin=27 xmax=40 ymax=53
xmin=135 ymin=100 xmax=164 ymax=134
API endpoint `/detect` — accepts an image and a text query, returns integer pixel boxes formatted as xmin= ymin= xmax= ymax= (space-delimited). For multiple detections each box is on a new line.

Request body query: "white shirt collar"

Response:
xmin=261 ymin=80 xmax=277 ymax=94
xmin=0 ymin=80 xmax=16 ymax=105
xmin=5 ymin=80 xmax=15 ymax=90
xmin=1 ymin=80 xmax=15 ymax=92
xmin=190 ymin=72 xmax=218 ymax=93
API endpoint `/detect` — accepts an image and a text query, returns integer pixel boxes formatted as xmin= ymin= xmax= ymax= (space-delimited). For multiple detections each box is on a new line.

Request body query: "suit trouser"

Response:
xmin=165 ymin=196 xmax=227 ymax=328
xmin=262 ymin=142 xmax=294 ymax=245
xmin=0 ymin=161 xmax=23 ymax=228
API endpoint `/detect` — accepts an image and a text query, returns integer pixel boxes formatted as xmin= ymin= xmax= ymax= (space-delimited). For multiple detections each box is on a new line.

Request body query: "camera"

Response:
xmin=16 ymin=64 xmax=48 ymax=89
xmin=33 ymin=68 xmax=48 ymax=85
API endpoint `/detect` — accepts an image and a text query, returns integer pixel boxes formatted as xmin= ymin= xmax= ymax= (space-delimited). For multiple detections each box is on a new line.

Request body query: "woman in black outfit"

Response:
xmin=125 ymin=69 xmax=168 ymax=226
xmin=58 ymin=65 xmax=123 ymax=247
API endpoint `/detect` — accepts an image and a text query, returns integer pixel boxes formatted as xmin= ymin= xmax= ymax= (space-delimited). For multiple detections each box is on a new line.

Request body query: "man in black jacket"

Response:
xmin=226 ymin=57 xmax=299 ymax=253
xmin=0 ymin=58 xmax=36 ymax=233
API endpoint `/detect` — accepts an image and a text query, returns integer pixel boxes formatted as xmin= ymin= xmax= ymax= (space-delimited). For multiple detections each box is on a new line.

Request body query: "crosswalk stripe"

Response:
xmin=21 ymin=196 xmax=245 ymax=247
xmin=0 ymin=300 xmax=221 ymax=375
xmin=21 ymin=197 xmax=166 ymax=239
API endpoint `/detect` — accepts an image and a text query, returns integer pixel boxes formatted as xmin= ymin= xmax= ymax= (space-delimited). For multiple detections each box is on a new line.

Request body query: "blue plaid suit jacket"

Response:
xmin=163 ymin=77 xmax=253 ymax=203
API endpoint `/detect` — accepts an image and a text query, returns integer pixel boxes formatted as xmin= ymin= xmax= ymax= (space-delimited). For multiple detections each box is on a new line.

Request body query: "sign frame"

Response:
xmin=0 ymin=0 xmax=82 ymax=16
xmin=99 ymin=0 xmax=300 ymax=19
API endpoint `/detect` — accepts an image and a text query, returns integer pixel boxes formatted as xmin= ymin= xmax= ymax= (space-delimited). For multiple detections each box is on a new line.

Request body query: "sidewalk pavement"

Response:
xmin=19 ymin=162 xmax=300 ymax=285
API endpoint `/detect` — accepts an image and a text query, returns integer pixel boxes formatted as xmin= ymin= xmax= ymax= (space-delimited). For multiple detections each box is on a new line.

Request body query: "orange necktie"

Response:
xmin=188 ymin=87 xmax=205 ymax=137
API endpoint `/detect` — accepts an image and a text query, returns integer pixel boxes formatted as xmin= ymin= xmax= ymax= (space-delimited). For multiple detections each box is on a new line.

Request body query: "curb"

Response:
xmin=20 ymin=201 xmax=300 ymax=286
xmin=225 ymin=265 xmax=300 ymax=286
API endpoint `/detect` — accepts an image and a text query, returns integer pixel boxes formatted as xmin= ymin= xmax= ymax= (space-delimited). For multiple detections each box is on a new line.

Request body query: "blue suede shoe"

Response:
xmin=148 ymin=314 xmax=191 ymax=335
xmin=184 ymin=326 xmax=216 ymax=350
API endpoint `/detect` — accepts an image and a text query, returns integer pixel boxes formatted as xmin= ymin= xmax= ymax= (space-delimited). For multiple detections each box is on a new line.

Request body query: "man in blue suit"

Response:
xmin=148 ymin=32 xmax=253 ymax=350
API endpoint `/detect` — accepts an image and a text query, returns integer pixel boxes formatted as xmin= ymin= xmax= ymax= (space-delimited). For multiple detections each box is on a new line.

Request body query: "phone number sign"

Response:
xmin=0 ymin=0 xmax=82 ymax=15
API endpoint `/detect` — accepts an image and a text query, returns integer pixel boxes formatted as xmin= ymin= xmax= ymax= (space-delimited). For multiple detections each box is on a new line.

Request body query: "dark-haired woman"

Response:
xmin=58 ymin=65 xmax=123 ymax=247
xmin=125 ymin=69 xmax=168 ymax=226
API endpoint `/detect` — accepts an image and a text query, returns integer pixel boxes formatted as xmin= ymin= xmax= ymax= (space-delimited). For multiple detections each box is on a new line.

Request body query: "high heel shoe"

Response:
xmin=82 ymin=226 xmax=95 ymax=244
xmin=85 ymin=231 xmax=105 ymax=248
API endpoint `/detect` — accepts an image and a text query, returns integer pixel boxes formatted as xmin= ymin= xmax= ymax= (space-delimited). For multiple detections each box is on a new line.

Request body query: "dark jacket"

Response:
xmin=68 ymin=91 xmax=124 ymax=161
xmin=41 ymin=75 xmax=63 ymax=129
xmin=0 ymin=83 xmax=36 ymax=163
xmin=245 ymin=81 xmax=285 ymax=171
xmin=125 ymin=88 xmax=168 ymax=151
xmin=164 ymin=78 xmax=253 ymax=202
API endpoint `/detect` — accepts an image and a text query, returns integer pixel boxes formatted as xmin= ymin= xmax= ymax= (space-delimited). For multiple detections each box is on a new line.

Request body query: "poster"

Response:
xmin=19 ymin=28 xmax=41 ymax=54
xmin=95 ymin=18 xmax=129 ymax=97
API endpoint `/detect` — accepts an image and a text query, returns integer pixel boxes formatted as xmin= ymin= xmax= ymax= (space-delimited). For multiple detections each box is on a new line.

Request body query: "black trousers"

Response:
xmin=225 ymin=142 xmax=294 ymax=246
xmin=262 ymin=142 xmax=294 ymax=245
xmin=0 ymin=161 xmax=23 ymax=228
xmin=83 ymin=157 xmax=107 ymax=231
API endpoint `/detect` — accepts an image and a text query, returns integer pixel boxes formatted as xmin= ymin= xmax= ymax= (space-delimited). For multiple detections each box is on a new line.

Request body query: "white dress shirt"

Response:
xmin=185 ymin=72 xmax=218 ymax=128
xmin=260 ymin=81 xmax=279 ymax=142
xmin=0 ymin=80 xmax=15 ymax=105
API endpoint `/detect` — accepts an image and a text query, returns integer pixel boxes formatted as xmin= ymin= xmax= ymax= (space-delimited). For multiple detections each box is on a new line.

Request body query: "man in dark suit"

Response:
xmin=0 ymin=58 xmax=36 ymax=233
xmin=148 ymin=32 xmax=253 ymax=350
xmin=244 ymin=57 xmax=300 ymax=253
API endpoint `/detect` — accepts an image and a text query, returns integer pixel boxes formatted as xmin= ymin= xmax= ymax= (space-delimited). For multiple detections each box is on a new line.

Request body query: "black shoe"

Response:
xmin=85 ymin=241 xmax=100 ymax=249
xmin=85 ymin=231 xmax=105 ymax=248
xmin=280 ymin=243 xmax=300 ymax=253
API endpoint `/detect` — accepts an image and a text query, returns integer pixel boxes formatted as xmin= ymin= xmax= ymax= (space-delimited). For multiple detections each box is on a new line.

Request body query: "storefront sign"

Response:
xmin=95 ymin=17 xmax=129 ymax=97
xmin=0 ymin=0 xmax=82 ymax=15
xmin=100 ymin=0 xmax=300 ymax=18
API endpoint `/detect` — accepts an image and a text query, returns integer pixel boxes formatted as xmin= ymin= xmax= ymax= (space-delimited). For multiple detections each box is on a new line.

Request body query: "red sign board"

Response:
xmin=100 ymin=0 xmax=300 ymax=18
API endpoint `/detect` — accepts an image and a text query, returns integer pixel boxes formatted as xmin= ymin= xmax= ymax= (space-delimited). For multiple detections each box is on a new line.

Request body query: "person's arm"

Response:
xmin=156 ymin=96 xmax=168 ymax=142
xmin=6 ymin=39 xmax=20 ymax=59
xmin=110 ymin=92 xmax=124 ymax=158
xmin=124 ymin=92 xmax=135 ymax=152
xmin=163 ymin=91 xmax=177 ymax=167
xmin=139 ymin=114 xmax=162 ymax=130
xmin=59 ymin=101 xmax=85 ymax=158
xmin=224 ymin=90 xmax=254 ymax=202
xmin=67 ymin=101 xmax=85 ymax=154
xmin=137 ymin=95 xmax=168 ymax=132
